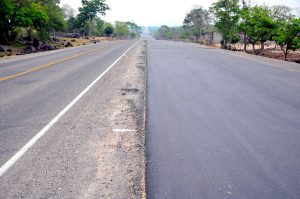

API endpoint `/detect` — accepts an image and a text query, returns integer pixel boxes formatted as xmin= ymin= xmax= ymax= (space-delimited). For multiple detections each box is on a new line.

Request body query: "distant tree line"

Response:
xmin=0 ymin=0 xmax=142 ymax=45
xmin=154 ymin=0 xmax=300 ymax=60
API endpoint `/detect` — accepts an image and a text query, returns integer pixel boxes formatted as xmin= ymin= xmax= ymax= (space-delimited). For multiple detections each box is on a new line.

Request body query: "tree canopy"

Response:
xmin=210 ymin=0 xmax=240 ymax=48
xmin=153 ymin=0 xmax=300 ymax=60
xmin=183 ymin=7 xmax=211 ymax=42
xmin=0 ymin=0 xmax=48 ymax=43
xmin=274 ymin=18 xmax=300 ymax=60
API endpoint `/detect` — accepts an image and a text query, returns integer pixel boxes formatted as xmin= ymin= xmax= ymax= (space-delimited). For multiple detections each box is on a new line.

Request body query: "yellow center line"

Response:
xmin=0 ymin=46 xmax=106 ymax=82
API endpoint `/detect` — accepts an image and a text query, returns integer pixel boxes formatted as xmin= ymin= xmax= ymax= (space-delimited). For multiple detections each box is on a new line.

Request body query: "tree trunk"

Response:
xmin=252 ymin=43 xmax=255 ymax=52
xmin=244 ymin=43 xmax=247 ymax=51
xmin=260 ymin=41 xmax=264 ymax=50
xmin=284 ymin=50 xmax=288 ymax=61
xmin=243 ymin=35 xmax=247 ymax=51
xmin=224 ymin=40 xmax=228 ymax=49
xmin=0 ymin=31 xmax=10 ymax=45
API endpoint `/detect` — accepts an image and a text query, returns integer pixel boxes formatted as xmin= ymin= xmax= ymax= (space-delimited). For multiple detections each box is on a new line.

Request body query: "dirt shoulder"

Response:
xmin=0 ymin=36 xmax=114 ymax=58
xmin=212 ymin=48 xmax=300 ymax=72
xmin=188 ymin=43 xmax=300 ymax=72
xmin=179 ymin=40 xmax=300 ymax=64
xmin=80 ymin=40 xmax=147 ymax=198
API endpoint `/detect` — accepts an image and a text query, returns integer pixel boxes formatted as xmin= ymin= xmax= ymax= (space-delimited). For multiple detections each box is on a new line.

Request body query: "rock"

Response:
xmin=31 ymin=46 xmax=36 ymax=52
xmin=6 ymin=48 xmax=12 ymax=52
xmin=72 ymin=34 xmax=80 ymax=38
xmin=71 ymin=39 xmax=76 ymax=42
xmin=40 ymin=44 xmax=55 ymax=51
xmin=25 ymin=45 xmax=32 ymax=50
xmin=52 ymin=37 xmax=60 ymax=42
xmin=65 ymin=42 xmax=73 ymax=47
xmin=0 ymin=46 xmax=6 ymax=52
xmin=22 ymin=36 xmax=32 ymax=42
xmin=48 ymin=46 xmax=56 ymax=50
xmin=85 ymin=37 xmax=89 ymax=39
xmin=22 ymin=45 xmax=33 ymax=54
xmin=25 ymin=41 xmax=33 ymax=46
xmin=40 ymin=44 xmax=48 ymax=51
xmin=33 ymin=38 xmax=40 ymax=48
xmin=231 ymin=47 xmax=237 ymax=51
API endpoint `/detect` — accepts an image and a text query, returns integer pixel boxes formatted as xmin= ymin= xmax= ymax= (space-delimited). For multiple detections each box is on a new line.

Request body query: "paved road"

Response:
xmin=146 ymin=39 xmax=300 ymax=199
xmin=0 ymin=40 xmax=138 ymax=197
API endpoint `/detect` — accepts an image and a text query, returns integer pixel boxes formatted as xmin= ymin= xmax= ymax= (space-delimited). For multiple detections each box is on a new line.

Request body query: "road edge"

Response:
xmin=141 ymin=39 xmax=148 ymax=199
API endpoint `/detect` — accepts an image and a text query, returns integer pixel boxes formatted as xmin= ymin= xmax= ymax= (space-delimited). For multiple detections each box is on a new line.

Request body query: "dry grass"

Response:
xmin=55 ymin=36 xmax=113 ymax=47
xmin=212 ymin=43 xmax=300 ymax=63
xmin=0 ymin=36 xmax=113 ymax=58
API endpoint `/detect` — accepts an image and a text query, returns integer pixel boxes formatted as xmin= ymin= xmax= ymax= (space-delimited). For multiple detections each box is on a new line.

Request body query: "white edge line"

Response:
xmin=113 ymin=129 xmax=136 ymax=132
xmin=0 ymin=40 xmax=140 ymax=177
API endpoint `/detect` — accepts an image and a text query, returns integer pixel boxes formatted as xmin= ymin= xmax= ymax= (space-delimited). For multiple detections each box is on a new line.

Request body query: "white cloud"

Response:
xmin=60 ymin=0 xmax=300 ymax=26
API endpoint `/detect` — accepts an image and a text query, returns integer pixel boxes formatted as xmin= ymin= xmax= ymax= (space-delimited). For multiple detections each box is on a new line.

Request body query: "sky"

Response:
xmin=60 ymin=0 xmax=300 ymax=26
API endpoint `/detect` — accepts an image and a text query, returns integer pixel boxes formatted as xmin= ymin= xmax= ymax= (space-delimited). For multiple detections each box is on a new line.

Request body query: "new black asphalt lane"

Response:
xmin=146 ymin=39 xmax=300 ymax=199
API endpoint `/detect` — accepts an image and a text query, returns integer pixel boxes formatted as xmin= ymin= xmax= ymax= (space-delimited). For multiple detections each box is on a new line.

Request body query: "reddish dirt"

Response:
xmin=246 ymin=49 xmax=300 ymax=64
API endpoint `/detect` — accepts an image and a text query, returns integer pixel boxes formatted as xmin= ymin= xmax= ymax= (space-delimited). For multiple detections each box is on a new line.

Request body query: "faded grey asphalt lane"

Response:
xmin=0 ymin=40 xmax=135 ymax=167
xmin=146 ymin=39 xmax=300 ymax=199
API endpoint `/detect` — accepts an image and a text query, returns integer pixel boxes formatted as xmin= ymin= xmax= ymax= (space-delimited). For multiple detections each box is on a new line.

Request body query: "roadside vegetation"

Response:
xmin=0 ymin=0 xmax=142 ymax=57
xmin=154 ymin=0 xmax=300 ymax=62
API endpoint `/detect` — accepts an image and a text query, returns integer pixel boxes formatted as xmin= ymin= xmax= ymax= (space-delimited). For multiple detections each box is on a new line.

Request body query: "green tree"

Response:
xmin=238 ymin=5 xmax=277 ymax=51
xmin=104 ymin=23 xmax=114 ymax=36
xmin=66 ymin=16 xmax=78 ymax=33
xmin=211 ymin=0 xmax=240 ymax=49
xmin=83 ymin=19 xmax=96 ymax=36
xmin=155 ymin=25 xmax=172 ymax=40
xmin=114 ymin=21 xmax=129 ymax=37
xmin=94 ymin=17 xmax=105 ymax=36
xmin=238 ymin=6 xmax=259 ymax=51
xmin=126 ymin=22 xmax=142 ymax=38
xmin=251 ymin=6 xmax=276 ymax=49
xmin=66 ymin=17 xmax=78 ymax=33
xmin=183 ymin=7 xmax=211 ymax=42
xmin=37 ymin=0 xmax=65 ymax=40
xmin=76 ymin=0 xmax=109 ymax=36
xmin=0 ymin=0 xmax=48 ymax=44
xmin=274 ymin=18 xmax=300 ymax=60
xmin=179 ymin=27 xmax=191 ymax=40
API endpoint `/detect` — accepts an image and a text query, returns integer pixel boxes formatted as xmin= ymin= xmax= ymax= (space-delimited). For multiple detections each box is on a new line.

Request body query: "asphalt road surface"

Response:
xmin=0 ymin=40 xmax=141 ymax=198
xmin=146 ymin=39 xmax=300 ymax=199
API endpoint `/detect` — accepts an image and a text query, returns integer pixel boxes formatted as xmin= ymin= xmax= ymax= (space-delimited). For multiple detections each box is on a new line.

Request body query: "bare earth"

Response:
xmin=83 ymin=41 xmax=147 ymax=198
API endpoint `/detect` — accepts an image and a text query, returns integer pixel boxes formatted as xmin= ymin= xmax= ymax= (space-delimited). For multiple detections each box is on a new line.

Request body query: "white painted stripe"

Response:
xmin=113 ymin=129 xmax=136 ymax=132
xmin=0 ymin=40 xmax=140 ymax=177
